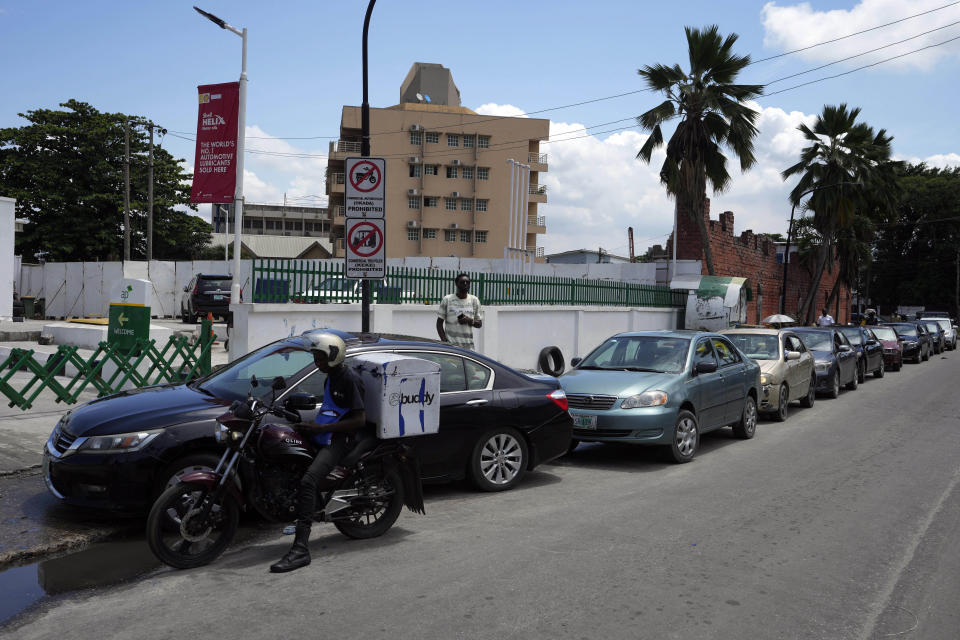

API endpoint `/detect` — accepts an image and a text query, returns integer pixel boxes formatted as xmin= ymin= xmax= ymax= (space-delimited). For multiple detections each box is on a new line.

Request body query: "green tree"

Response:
xmin=0 ymin=99 xmax=212 ymax=261
xmin=635 ymin=25 xmax=764 ymax=275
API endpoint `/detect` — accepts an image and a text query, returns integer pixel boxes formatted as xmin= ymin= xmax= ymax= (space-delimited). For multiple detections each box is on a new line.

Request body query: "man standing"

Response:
xmin=817 ymin=308 xmax=835 ymax=327
xmin=436 ymin=273 xmax=483 ymax=351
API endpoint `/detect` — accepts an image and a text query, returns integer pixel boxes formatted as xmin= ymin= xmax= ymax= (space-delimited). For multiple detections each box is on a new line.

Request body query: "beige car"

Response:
xmin=721 ymin=328 xmax=817 ymax=421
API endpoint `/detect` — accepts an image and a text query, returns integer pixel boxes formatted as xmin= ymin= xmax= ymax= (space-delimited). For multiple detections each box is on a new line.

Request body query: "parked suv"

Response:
xmin=181 ymin=274 xmax=232 ymax=323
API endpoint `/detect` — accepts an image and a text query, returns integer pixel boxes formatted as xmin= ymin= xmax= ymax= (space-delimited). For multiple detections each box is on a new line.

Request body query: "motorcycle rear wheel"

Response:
xmin=147 ymin=481 xmax=240 ymax=569
xmin=333 ymin=468 xmax=404 ymax=540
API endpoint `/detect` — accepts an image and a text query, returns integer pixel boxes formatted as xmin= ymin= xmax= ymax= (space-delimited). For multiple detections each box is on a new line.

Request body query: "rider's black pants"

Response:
xmin=295 ymin=433 xmax=350 ymax=526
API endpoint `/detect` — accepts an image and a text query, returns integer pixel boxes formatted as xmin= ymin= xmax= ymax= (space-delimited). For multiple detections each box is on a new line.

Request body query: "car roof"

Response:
xmin=197 ymin=273 xmax=232 ymax=279
xmin=613 ymin=330 xmax=718 ymax=339
xmin=721 ymin=328 xmax=783 ymax=336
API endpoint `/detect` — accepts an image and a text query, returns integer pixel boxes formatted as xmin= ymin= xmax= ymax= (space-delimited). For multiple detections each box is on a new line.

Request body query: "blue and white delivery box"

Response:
xmin=348 ymin=353 xmax=441 ymax=439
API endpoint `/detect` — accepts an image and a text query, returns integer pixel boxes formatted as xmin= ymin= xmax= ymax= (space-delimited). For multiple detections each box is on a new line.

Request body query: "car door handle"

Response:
xmin=465 ymin=399 xmax=488 ymax=406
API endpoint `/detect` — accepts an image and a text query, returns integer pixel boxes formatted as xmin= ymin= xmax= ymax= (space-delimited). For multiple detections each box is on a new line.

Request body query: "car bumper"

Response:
xmin=814 ymin=369 xmax=835 ymax=391
xmin=902 ymin=344 xmax=920 ymax=358
xmin=569 ymin=406 xmax=678 ymax=444
xmin=525 ymin=412 xmax=574 ymax=467
xmin=42 ymin=439 xmax=158 ymax=512
xmin=882 ymin=351 xmax=902 ymax=367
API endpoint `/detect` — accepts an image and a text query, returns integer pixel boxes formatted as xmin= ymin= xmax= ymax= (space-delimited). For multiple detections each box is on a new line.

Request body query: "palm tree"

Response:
xmin=781 ymin=104 xmax=895 ymax=322
xmin=636 ymin=25 xmax=763 ymax=275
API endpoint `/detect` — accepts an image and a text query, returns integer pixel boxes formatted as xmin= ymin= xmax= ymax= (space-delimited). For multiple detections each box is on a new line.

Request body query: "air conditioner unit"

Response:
xmin=451 ymin=192 xmax=461 ymax=198
xmin=409 ymin=156 xmax=421 ymax=164
xmin=450 ymin=223 xmax=459 ymax=229
xmin=407 ymin=188 xmax=419 ymax=196
xmin=451 ymin=159 xmax=462 ymax=166
xmin=407 ymin=221 xmax=420 ymax=228
xmin=410 ymin=124 xmax=422 ymax=131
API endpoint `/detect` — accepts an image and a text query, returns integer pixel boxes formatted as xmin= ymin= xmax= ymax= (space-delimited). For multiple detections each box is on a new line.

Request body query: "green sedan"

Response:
xmin=559 ymin=330 xmax=761 ymax=463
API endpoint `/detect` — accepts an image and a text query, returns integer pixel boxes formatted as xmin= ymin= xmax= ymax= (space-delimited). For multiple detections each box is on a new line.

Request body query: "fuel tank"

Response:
xmin=258 ymin=423 xmax=316 ymax=461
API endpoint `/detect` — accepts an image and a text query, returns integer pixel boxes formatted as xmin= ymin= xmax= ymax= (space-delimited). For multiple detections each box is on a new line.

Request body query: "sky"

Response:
xmin=2 ymin=0 xmax=959 ymax=259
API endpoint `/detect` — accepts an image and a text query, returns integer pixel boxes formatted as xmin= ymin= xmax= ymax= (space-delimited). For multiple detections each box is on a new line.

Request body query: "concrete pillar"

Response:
xmin=1 ymin=197 xmax=16 ymax=319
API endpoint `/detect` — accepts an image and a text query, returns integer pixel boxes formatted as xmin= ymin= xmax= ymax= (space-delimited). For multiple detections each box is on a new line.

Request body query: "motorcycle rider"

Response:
xmin=270 ymin=332 xmax=368 ymax=573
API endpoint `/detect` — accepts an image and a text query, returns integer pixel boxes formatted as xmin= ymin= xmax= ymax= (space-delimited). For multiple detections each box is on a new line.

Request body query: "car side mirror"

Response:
xmin=183 ymin=286 xmax=190 ymax=292
xmin=570 ymin=357 xmax=582 ymax=367
xmin=284 ymin=393 xmax=317 ymax=411
xmin=695 ymin=361 xmax=718 ymax=374
xmin=838 ymin=344 xmax=852 ymax=352
xmin=866 ymin=339 xmax=878 ymax=346
xmin=272 ymin=376 xmax=286 ymax=391
xmin=785 ymin=350 xmax=801 ymax=361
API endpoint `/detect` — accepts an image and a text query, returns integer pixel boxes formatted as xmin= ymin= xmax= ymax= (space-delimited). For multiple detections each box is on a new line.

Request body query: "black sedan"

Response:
xmin=43 ymin=330 xmax=573 ymax=512
xmin=836 ymin=326 xmax=885 ymax=382
xmin=793 ymin=328 xmax=859 ymax=398
xmin=882 ymin=323 xmax=928 ymax=363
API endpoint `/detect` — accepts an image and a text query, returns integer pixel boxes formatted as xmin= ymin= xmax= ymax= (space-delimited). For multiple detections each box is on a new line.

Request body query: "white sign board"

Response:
xmin=345 ymin=217 xmax=386 ymax=279
xmin=110 ymin=278 xmax=152 ymax=307
xmin=345 ymin=156 xmax=386 ymax=219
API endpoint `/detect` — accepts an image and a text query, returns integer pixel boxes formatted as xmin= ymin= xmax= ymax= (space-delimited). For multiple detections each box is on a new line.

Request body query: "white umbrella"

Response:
xmin=762 ymin=314 xmax=794 ymax=324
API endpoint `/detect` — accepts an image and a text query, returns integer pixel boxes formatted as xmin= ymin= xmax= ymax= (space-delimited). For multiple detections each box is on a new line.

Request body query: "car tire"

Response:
xmin=667 ymin=410 xmax=699 ymax=463
xmin=155 ymin=453 xmax=222 ymax=497
xmin=469 ymin=428 xmax=528 ymax=492
xmin=800 ymin=374 xmax=816 ymax=408
xmin=537 ymin=346 xmax=565 ymax=377
xmin=922 ymin=347 xmax=929 ymax=361
xmin=874 ymin=359 xmax=884 ymax=378
xmin=846 ymin=367 xmax=858 ymax=391
xmin=566 ymin=438 xmax=580 ymax=455
xmin=733 ymin=395 xmax=758 ymax=439
xmin=180 ymin=308 xmax=190 ymax=324
xmin=857 ymin=361 xmax=865 ymax=384
xmin=774 ymin=384 xmax=788 ymax=422
xmin=828 ymin=371 xmax=841 ymax=399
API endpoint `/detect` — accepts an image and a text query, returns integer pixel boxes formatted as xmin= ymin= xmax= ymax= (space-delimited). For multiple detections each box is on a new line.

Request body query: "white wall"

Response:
xmin=229 ymin=302 xmax=680 ymax=373
xmin=0 ymin=197 xmax=14 ymax=318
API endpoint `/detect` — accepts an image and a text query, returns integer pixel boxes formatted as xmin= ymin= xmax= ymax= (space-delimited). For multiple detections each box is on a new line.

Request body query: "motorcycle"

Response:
xmin=146 ymin=375 xmax=425 ymax=569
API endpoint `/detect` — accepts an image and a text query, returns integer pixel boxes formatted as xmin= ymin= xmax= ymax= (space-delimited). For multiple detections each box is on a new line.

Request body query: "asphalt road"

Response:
xmin=3 ymin=351 xmax=960 ymax=639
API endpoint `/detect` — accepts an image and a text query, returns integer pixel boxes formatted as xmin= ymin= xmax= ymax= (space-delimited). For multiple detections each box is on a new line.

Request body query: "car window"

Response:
xmin=199 ymin=279 xmax=231 ymax=291
xmin=288 ymin=369 xmax=327 ymax=401
xmin=786 ymin=335 xmax=805 ymax=353
xmin=694 ymin=339 xmax=717 ymax=368
xmin=406 ymin=352 xmax=466 ymax=393
xmin=199 ymin=345 xmax=315 ymax=400
xmin=711 ymin=338 xmax=740 ymax=366
xmin=463 ymin=358 xmax=492 ymax=390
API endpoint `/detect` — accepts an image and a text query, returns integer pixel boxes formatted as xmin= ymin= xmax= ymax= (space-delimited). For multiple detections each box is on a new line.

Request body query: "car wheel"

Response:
xmin=874 ymin=359 xmax=885 ymax=378
xmin=922 ymin=347 xmax=929 ymax=361
xmin=667 ymin=410 xmax=699 ymax=463
xmin=180 ymin=307 xmax=190 ymax=324
xmin=800 ymin=374 xmax=816 ymax=408
xmin=846 ymin=366 xmax=858 ymax=390
xmin=566 ymin=438 xmax=580 ymax=455
xmin=733 ymin=395 xmax=758 ymax=438
xmin=857 ymin=362 xmax=865 ymax=384
xmin=469 ymin=428 xmax=528 ymax=492
xmin=774 ymin=384 xmax=788 ymax=422
xmin=156 ymin=453 xmax=222 ymax=497
xmin=829 ymin=371 xmax=841 ymax=399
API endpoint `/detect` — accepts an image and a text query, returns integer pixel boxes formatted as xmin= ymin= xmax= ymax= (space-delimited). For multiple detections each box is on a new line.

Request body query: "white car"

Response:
xmin=921 ymin=317 xmax=957 ymax=350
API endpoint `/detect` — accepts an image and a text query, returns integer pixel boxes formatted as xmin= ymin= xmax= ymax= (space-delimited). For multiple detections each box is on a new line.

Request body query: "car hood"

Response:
xmin=809 ymin=349 xmax=836 ymax=362
xmin=559 ymin=368 xmax=678 ymax=396
xmin=60 ymin=384 xmax=230 ymax=437
xmin=758 ymin=360 xmax=784 ymax=377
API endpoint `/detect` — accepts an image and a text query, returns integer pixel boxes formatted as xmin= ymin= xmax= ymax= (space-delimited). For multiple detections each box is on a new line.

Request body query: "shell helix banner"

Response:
xmin=189 ymin=81 xmax=240 ymax=204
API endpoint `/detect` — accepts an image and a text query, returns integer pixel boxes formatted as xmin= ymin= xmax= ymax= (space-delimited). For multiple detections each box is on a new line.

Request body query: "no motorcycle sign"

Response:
xmin=345 ymin=157 xmax=386 ymax=218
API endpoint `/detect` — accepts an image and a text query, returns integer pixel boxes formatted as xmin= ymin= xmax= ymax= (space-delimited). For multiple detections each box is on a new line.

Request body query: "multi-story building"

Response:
xmin=212 ymin=202 xmax=332 ymax=258
xmin=326 ymin=62 xmax=549 ymax=259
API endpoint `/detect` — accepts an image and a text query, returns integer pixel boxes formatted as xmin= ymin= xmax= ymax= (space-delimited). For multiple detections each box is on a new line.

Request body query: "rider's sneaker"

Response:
xmin=325 ymin=466 xmax=348 ymax=480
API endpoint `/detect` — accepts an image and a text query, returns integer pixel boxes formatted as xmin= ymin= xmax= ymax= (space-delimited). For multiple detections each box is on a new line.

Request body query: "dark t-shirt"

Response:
xmin=326 ymin=364 xmax=365 ymax=415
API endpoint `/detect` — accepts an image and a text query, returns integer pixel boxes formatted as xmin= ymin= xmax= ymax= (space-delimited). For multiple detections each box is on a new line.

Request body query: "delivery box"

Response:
xmin=348 ymin=353 xmax=441 ymax=439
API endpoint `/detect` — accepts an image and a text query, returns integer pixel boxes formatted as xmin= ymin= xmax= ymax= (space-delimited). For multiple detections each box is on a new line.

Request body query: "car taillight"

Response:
xmin=547 ymin=389 xmax=568 ymax=412
xmin=193 ymin=283 xmax=200 ymax=294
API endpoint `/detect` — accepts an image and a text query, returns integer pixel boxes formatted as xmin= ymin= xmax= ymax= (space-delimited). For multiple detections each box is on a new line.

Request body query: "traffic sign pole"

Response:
xmin=360 ymin=0 xmax=377 ymax=333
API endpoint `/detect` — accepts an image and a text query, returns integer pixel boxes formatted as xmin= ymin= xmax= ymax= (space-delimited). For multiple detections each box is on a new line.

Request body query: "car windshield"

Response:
xmin=934 ymin=319 xmax=952 ymax=332
xmin=199 ymin=279 xmax=231 ymax=291
xmin=196 ymin=342 xmax=315 ymax=401
xmin=726 ymin=334 xmax=779 ymax=360
xmin=892 ymin=325 xmax=918 ymax=338
xmin=796 ymin=332 xmax=833 ymax=351
xmin=837 ymin=327 xmax=863 ymax=345
xmin=871 ymin=326 xmax=897 ymax=341
xmin=578 ymin=336 xmax=690 ymax=373
xmin=924 ymin=322 xmax=940 ymax=333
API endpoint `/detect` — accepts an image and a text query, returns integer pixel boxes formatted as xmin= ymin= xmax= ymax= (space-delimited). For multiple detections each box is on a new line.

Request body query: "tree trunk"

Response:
xmin=799 ymin=243 xmax=830 ymax=324
xmin=695 ymin=207 xmax=716 ymax=275
xmin=824 ymin=277 xmax=842 ymax=317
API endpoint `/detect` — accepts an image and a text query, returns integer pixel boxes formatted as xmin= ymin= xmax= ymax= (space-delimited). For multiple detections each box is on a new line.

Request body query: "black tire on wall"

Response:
xmin=538 ymin=346 xmax=565 ymax=377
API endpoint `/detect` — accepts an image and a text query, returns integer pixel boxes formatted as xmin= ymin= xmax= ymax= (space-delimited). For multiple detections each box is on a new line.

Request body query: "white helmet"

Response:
xmin=306 ymin=332 xmax=346 ymax=366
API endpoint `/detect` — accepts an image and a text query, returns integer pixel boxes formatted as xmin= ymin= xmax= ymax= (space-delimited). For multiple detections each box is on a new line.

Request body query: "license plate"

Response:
xmin=213 ymin=295 xmax=224 ymax=301
xmin=573 ymin=414 xmax=597 ymax=429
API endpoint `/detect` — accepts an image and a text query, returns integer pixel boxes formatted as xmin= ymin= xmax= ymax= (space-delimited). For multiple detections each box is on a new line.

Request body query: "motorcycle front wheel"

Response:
xmin=146 ymin=481 xmax=240 ymax=569
xmin=333 ymin=468 xmax=404 ymax=540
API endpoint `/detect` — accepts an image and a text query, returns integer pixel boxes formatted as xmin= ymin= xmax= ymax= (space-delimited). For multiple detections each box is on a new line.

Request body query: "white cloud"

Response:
xmin=241 ymin=125 xmax=328 ymax=206
xmin=762 ymin=1 xmax=960 ymax=72
xmin=895 ymin=152 xmax=960 ymax=168
xmin=474 ymin=103 xmax=528 ymax=118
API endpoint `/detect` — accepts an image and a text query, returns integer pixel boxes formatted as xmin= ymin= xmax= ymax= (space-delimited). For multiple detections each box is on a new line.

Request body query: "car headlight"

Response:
xmin=77 ymin=429 xmax=162 ymax=453
xmin=815 ymin=362 xmax=830 ymax=372
xmin=760 ymin=374 xmax=770 ymax=385
xmin=905 ymin=341 xmax=918 ymax=347
xmin=620 ymin=391 xmax=668 ymax=409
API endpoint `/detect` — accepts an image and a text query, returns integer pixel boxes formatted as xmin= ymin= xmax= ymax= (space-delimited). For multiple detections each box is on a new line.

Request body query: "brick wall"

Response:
xmin=668 ymin=200 xmax=849 ymax=324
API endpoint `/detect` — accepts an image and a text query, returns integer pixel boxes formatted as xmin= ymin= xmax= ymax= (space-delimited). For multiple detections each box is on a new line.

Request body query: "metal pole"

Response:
xmin=360 ymin=0 xmax=376 ymax=333
xmin=506 ymin=159 xmax=515 ymax=268
xmin=780 ymin=200 xmax=798 ymax=315
xmin=147 ymin=122 xmax=154 ymax=261
xmin=231 ymin=27 xmax=247 ymax=304
xmin=671 ymin=200 xmax=678 ymax=283
xmin=123 ymin=119 xmax=130 ymax=261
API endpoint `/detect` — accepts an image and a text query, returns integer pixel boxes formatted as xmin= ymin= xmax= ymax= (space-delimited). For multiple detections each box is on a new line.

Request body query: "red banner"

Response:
xmin=190 ymin=82 xmax=240 ymax=203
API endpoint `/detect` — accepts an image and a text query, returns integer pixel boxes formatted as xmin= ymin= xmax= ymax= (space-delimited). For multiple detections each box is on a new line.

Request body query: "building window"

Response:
xmin=462 ymin=166 xmax=474 ymax=180
xmin=408 ymin=197 xmax=420 ymax=209
xmin=410 ymin=131 xmax=422 ymax=145
xmin=478 ymin=136 xmax=490 ymax=148
xmin=476 ymin=199 xmax=488 ymax=212
xmin=424 ymin=197 xmax=438 ymax=208
xmin=477 ymin=167 xmax=489 ymax=180
xmin=461 ymin=199 xmax=473 ymax=211
xmin=447 ymin=134 xmax=459 ymax=147
xmin=425 ymin=164 xmax=438 ymax=176
xmin=463 ymin=135 xmax=475 ymax=148
xmin=265 ymin=220 xmax=276 ymax=230
xmin=407 ymin=228 xmax=420 ymax=241
xmin=475 ymin=230 xmax=487 ymax=243
xmin=444 ymin=229 xmax=457 ymax=242
xmin=409 ymin=164 xmax=421 ymax=178
xmin=425 ymin=132 xmax=439 ymax=144
xmin=445 ymin=198 xmax=457 ymax=211
xmin=446 ymin=166 xmax=458 ymax=179
xmin=424 ymin=228 xmax=437 ymax=239
xmin=460 ymin=230 xmax=471 ymax=243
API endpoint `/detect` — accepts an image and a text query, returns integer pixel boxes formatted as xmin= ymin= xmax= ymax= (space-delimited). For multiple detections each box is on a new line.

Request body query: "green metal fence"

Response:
xmin=251 ymin=259 xmax=686 ymax=308
xmin=0 ymin=320 xmax=217 ymax=411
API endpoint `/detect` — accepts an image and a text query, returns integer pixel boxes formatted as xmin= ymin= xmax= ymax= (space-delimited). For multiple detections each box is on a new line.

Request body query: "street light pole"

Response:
xmin=194 ymin=6 xmax=247 ymax=306
xmin=359 ymin=0 xmax=376 ymax=333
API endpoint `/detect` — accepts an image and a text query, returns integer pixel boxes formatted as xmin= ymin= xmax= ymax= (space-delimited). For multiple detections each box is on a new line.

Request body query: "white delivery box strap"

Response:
xmin=348 ymin=353 xmax=441 ymax=439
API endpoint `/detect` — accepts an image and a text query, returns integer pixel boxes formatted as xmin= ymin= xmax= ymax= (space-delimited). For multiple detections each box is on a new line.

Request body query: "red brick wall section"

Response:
xmin=667 ymin=199 xmax=850 ymax=324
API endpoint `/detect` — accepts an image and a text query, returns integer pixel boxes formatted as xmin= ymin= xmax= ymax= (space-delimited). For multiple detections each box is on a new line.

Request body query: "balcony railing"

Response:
xmin=330 ymin=140 xmax=361 ymax=154
xmin=330 ymin=172 xmax=345 ymax=185
xmin=527 ymin=215 xmax=546 ymax=227
xmin=528 ymin=152 xmax=548 ymax=165
xmin=332 ymin=205 xmax=344 ymax=217
xmin=536 ymin=247 xmax=545 ymax=257
xmin=528 ymin=183 xmax=547 ymax=195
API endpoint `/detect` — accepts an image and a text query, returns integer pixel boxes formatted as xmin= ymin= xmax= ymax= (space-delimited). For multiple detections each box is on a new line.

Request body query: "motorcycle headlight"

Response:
xmin=77 ymin=429 xmax=162 ymax=453
xmin=214 ymin=422 xmax=229 ymax=443
xmin=621 ymin=391 xmax=668 ymax=409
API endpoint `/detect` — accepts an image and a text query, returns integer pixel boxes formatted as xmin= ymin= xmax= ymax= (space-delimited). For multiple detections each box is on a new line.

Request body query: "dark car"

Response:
xmin=883 ymin=323 xmax=928 ymax=363
xmin=921 ymin=320 xmax=945 ymax=354
xmin=42 ymin=330 xmax=573 ymax=512
xmin=181 ymin=274 xmax=232 ymax=323
xmin=870 ymin=325 xmax=903 ymax=371
xmin=836 ymin=326 xmax=885 ymax=382
xmin=792 ymin=328 xmax=859 ymax=398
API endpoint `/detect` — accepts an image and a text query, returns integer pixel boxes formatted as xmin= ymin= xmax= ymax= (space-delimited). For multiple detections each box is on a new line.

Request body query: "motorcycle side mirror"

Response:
xmin=571 ymin=357 xmax=582 ymax=367
xmin=250 ymin=375 xmax=259 ymax=388
xmin=272 ymin=376 xmax=286 ymax=391
xmin=285 ymin=393 xmax=317 ymax=411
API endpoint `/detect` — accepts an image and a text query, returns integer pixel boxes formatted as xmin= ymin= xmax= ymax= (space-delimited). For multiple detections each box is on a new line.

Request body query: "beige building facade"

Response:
xmin=326 ymin=63 xmax=549 ymax=260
